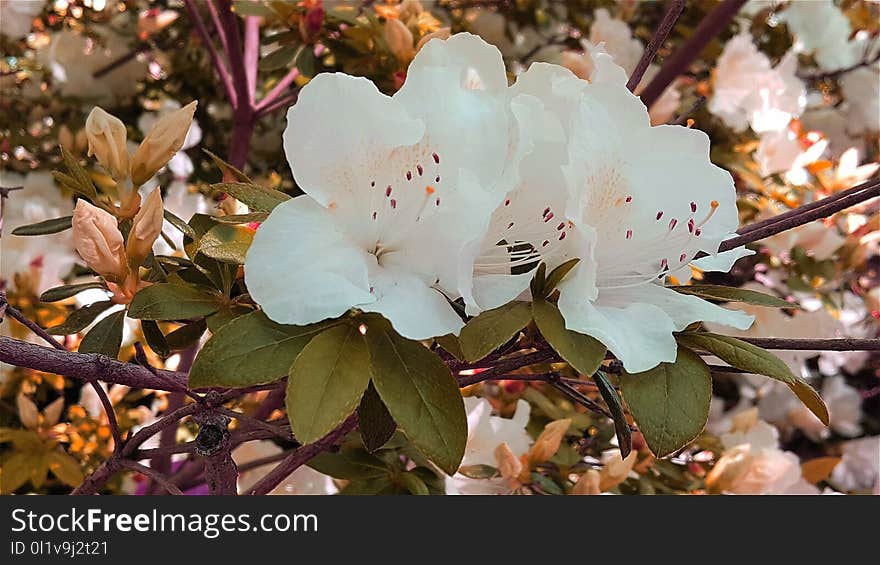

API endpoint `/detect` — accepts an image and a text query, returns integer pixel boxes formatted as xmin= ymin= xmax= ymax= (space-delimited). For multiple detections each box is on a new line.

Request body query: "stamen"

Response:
xmin=417 ymin=164 xmax=423 ymax=176
xmin=542 ymin=207 xmax=551 ymax=218
xmin=435 ymin=198 xmax=440 ymax=206
xmin=435 ymin=176 xmax=441 ymax=183
xmin=690 ymin=201 xmax=697 ymax=213
xmin=370 ymin=181 xmax=375 ymax=188
xmin=372 ymin=211 xmax=377 ymax=220
xmin=656 ymin=211 xmax=664 ymax=220
xmin=669 ymin=218 xmax=678 ymax=230
xmin=558 ymin=232 xmax=566 ymax=241
xmin=557 ymin=222 xmax=565 ymax=231
xmin=626 ymin=229 xmax=633 ymax=239
xmin=425 ymin=186 xmax=435 ymax=195
xmin=504 ymin=199 xmax=511 ymax=206
xmin=386 ymin=186 xmax=392 ymax=197
xmin=625 ymin=196 xmax=633 ymax=203
xmin=406 ymin=171 xmax=412 ymax=181
xmin=679 ymin=253 xmax=687 ymax=262
xmin=542 ymin=240 xmax=549 ymax=247
xmin=544 ymin=212 xmax=554 ymax=222
xmin=688 ymin=219 xmax=695 ymax=233
xmin=432 ymin=152 xmax=440 ymax=164
xmin=390 ymin=199 xmax=397 ymax=209
xmin=507 ymin=222 xmax=514 ymax=229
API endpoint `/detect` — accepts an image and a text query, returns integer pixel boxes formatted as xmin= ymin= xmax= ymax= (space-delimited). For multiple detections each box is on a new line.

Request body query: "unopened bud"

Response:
xmin=126 ymin=187 xmax=164 ymax=268
xmin=528 ymin=418 xmax=571 ymax=464
xmin=85 ymin=107 xmax=130 ymax=181
xmin=384 ymin=19 xmax=415 ymax=63
xmin=599 ymin=450 xmax=637 ymax=492
xmin=415 ymin=27 xmax=451 ymax=53
xmin=72 ymin=199 xmax=127 ymax=282
xmin=571 ymin=469 xmax=601 ymax=495
xmin=705 ymin=445 xmax=752 ymax=493
xmin=494 ymin=442 xmax=523 ymax=482
xmin=130 ymin=101 xmax=197 ymax=186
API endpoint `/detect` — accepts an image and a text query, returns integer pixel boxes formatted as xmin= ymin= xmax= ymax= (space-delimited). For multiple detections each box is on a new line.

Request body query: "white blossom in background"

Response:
xmin=780 ymin=0 xmax=855 ymax=71
xmin=246 ymin=34 xmax=529 ymax=340
xmin=234 ymin=441 xmax=337 ymax=495
xmin=0 ymin=171 xmax=77 ymax=293
xmin=708 ymin=415 xmax=819 ymax=494
xmin=840 ymin=65 xmax=880 ymax=135
xmin=830 ymin=436 xmax=880 ymax=493
xmin=709 ymin=32 xmax=805 ymax=133
xmin=40 ymin=29 xmax=148 ymax=104
xmin=445 ymin=397 xmax=532 ymax=495
xmin=0 ymin=0 xmax=46 ymax=40
xmin=754 ymin=127 xmax=827 ymax=181
xmin=756 ymin=204 xmax=844 ymax=261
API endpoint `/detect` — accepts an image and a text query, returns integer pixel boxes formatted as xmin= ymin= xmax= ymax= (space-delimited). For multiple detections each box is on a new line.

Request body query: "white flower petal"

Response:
xmin=244 ymin=196 xmax=374 ymax=326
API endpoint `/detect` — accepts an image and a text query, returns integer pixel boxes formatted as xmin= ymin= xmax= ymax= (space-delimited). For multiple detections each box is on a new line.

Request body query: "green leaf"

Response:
xmin=533 ymin=298 xmax=606 ymax=376
xmin=141 ymin=320 xmax=171 ymax=357
xmin=295 ymin=46 xmax=316 ymax=78
xmin=60 ymin=146 xmax=97 ymax=199
xmin=197 ymin=224 xmax=255 ymax=264
xmin=358 ymin=382 xmax=397 ymax=452
xmin=259 ymin=44 xmax=299 ymax=71
xmin=47 ymin=301 xmax=115 ymax=335
xmin=52 ymin=171 xmax=95 ymax=200
xmin=620 ymin=347 xmax=712 ymax=458
xmin=29 ymin=452 xmax=49 ymax=490
xmin=669 ymin=284 xmax=798 ymax=309
xmin=543 ymin=258 xmax=580 ymax=295
xmin=366 ymin=324 xmax=466 ymax=475
xmin=165 ymin=319 xmax=208 ymax=351
xmin=593 ymin=372 xmax=632 ymax=458
xmin=435 ymin=334 xmax=465 ymax=361
xmin=189 ymin=310 xmax=327 ymax=388
xmin=287 ymin=324 xmax=372 ymax=444
xmin=459 ymin=301 xmax=532 ymax=362
xmin=340 ymin=477 xmax=396 ymax=495
xmin=206 ymin=305 xmax=252 ymax=332
xmin=529 ymin=262 xmax=547 ymax=298
xmin=399 ymin=472 xmax=430 ymax=495
xmin=163 ymin=209 xmax=196 ymax=239
xmin=47 ymin=450 xmax=84 ymax=487
xmin=675 ymin=332 xmax=829 ymax=425
xmin=40 ymin=282 xmax=107 ymax=303
xmin=211 ymin=212 xmax=269 ymax=224
xmin=78 ymin=310 xmax=126 ymax=359
xmin=128 ymin=284 xmax=224 ymax=320
xmin=11 ymin=216 xmax=72 ymax=236
xmin=308 ymin=450 xmax=389 ymax=481
xmin=209 ymin=182 xmax=290 ymax=212
xmin=203 ymin=149 xmax=251 ymax=183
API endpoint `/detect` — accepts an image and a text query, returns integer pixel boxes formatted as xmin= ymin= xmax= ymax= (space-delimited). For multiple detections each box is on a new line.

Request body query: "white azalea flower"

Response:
xmin=840 ymin=65 xmax=880 ymax=135
xmin=709 ymin=33 xmax=805 ymax=133
xmin=582 ymin=8 xmax=644 ymax=76
xmin=755 ymin=127 xmax=827 ymax=181
xmin=246 ymin=34 xmax=525 ymax=340
xmin=0 ymin=0 xmax=46 ymax=40
xmin=445 ymin=397 xmax=531 ymax=495
xmin=1 ymin=171 xmax=77 ymax=293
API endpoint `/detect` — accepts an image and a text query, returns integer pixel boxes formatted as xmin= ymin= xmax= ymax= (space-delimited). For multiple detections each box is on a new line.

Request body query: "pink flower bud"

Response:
xmin=85 ymin=107 xmax=130 ymax=181
xmin=72 ymin=200 xmax=127 ymax=282
xmin=126 ymin=187 xmax=164 ymax=268
xmin=130 ymin=101 xmax=197 ymax=186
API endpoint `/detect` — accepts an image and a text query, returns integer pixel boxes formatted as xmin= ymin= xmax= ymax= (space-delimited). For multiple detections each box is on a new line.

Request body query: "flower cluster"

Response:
xmin=245 ymin=33 xmax=752 ymax=373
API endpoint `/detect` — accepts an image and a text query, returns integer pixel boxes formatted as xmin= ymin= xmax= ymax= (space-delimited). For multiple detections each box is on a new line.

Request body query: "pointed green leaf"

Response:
xmin=529 ymin=262 xmax=547 ymax=298
xmin=459 ymin=301 xmax=532 ymax=362
xmin=209 ymin=182 xmax=290 ymax=212
xmin=78 ymin=310 xmax=126 ymax=359
xmin=543 ymin=258 xmax=580 ymax=295
xmin=211 ymin=212 xmax=269 ymax=224
xmin=669 ymin=284 xmax=798 ymax=309
xmin=435 ymin=334 xmax=465 ymax=362
xmin=533 ymin=298 xmax=606 ymax=375
xmin=675 ymin=332 xmax=829 ymax=425
xmin=47 ymin=450 xmax=84 ymax=487
xmin=128 ymin=284 xmax=224 ymax=320
xmin=593 ymin=372 xmax=631 ymax=458
xmin=12 ymin=216 xmax=72 ymax=236
xmin=399 ymin=472 xmax=430 ymax=495
xmin=40 ymin=282 xmax=107 ymax=303
xmin=287 ymin=324 xmax=372 ymax=444
xmin=60 ymin=146 xmax=97 ymax=199
xmin=164 ymin=209 xmax=196 ymax=239
xmin=189 ymin=310 xmax=328 ymax=388
xmin=620 ymin=347 xmax=712 ymax=458
xmin=358 ymin=382 xmax=397 ymax=452
xmin=203 ymin=149 xmax=251 ymax=183
xmin=197 ymin=224 xmax=255 ymax=264
xmin=259 ymin=44 xmax=299 ymax=71
xmin=308 ymin=450 xmax=390 ymax=481
xmin=366 ymin=325 xmax=466 ymax=475
xmin=47 ymin=301 xmax=115 ymax=335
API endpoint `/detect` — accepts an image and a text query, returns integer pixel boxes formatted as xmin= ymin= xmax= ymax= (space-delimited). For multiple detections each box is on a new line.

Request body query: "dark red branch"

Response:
xmin=627 ymin=0 xmax=685 ymax=92
xmin=639 ymin=0 xmax=748 ymax=108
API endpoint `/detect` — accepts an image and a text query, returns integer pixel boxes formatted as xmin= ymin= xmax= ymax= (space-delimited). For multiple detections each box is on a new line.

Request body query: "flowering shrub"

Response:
xmin=0 ymin=0 xmax=878 ymax=496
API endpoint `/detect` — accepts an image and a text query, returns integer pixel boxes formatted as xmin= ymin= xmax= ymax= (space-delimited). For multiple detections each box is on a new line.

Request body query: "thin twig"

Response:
xmin=119 ymin=460 xmax=185 ymax=495
xmin=627 ymin=0 xmax=685 ymax=92
xmin=640 ymin=0 xmax=748 ymax=107
xmin=183 ymin=0 xmax=238 ymax=107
